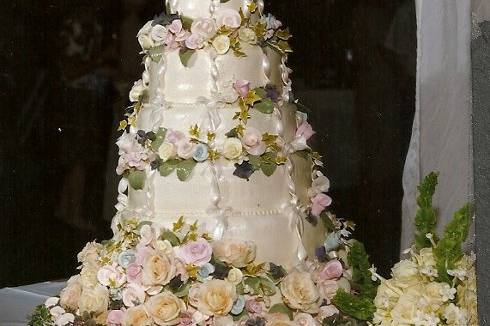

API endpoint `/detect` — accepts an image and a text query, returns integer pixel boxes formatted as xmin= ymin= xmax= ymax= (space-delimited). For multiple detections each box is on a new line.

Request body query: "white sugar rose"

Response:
xmin=142 ymin=251 xmax=176 ymax=286
xmin=280 ymin=271 xmax=320 ymax=313
xmin=54 ymin=313 xmax=75 ymax=326
xmin=129 ymin=79 xmax=147 ymax=102
xmin=196 ymin=279 xmax=237 ymax=316
xmin=266 ymin=318 xmax=296 ymax=326
xmin=191 ymin=18 xmax=217 ymax=40
xmin=212 ymin=35 xmax=231 ymax=55
xmin=238 ymin=27 xmax=257 ymax=44
xmin=59 ymin=276 xmax=82 ymax=310
xmin=226 ymin=268 xmax=243 ymax=285
xmin=222 ymin=137 xmax=243 ymax=160
xmin=151 ymin=24 xmax=168 ymax=44
xmin=78 ymin=285 xmax=109 ymax=317
xmin=294 ymin=313 xmax=317 ymax=326
xmin=123 ymin=305 xmax=153 ymax=326
xmin=215 ymin=9 xmax=242 ymax=28
xmin=213 ymin=238 xmax=256 ymax=267
xmin=138 ymin=21 xmax=155 ymax=50
xmin=390 ymin=293 xmax=418 ymax=324
xmin=158 ymin=142 xmax=177 ymax=162
xmin=146 ymin=292 xmax=185 ymax=325
xmin=374 ymin=279 xmax=400 ymax=310
xmin=122 ymin=282 xmax=146 ymax=307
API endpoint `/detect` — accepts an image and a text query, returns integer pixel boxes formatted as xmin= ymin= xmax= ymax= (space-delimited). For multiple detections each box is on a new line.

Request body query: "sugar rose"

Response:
xmin=78 ymin=285 xmax=109 ymax=317
xmin=242 ymin=127 xmax=266 ymax=156
xmin=146 ymin=292 xmax=185 ymax=325
xmin=123 ymin=305 xmax=153 ymax=326
xmin=196 ymin=280 xmax=237 ymax=316
xmin=294 ymin=313 xmax=317 ymax=326
xmin=222 ymin=137 xmax=243 ymax=160
xmin=174 ymin=238 xmax=213 ymax=267
xmin=238 ymin=27 xmax=257 ymax=44
xmin=317 ymin=279 xmax=339 ymax=302
xmin=158 ymin=142 xmax=177 ymax=162
xmin=280 ymin=271 xmax=320 ymax=313
xmin=391 ymin=260 xmax=421 ymax=288
xmin=215 ymin=9 xmax=241 ymax=29
xmin=213 ymin=238 xmax=256 ymax=268
xmin=191 ymin=18 xmax=217 ymax=40
xmin=77 ymin=242 xmax=102 ymax=266
xmin=59 ymin=276 xmax=82 ymax=311
xmin=212 ymin=35 xmax=231 ymax=55
xmin=142 ymin=251 xmax=176 ymax=286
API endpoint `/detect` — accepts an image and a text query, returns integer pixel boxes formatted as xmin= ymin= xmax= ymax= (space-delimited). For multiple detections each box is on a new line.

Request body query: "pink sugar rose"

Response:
xmin=174 ymin=238 xmax=213 ymax=267
xmin=122 ymin=282 xmax=146 ymax=307
xmin=245 ymin=299 xmax=263 ymax=314
xmin=215 ymin=9 xmax=242 ymax=29
xmin=318 ymin=260 xmax=343 ymax=281
xmin=185 ymin=33 xmax=204 ymax=50
xmin=242 ymin=127 xmax=267 ymax=156
xmin=165 ymin=33 xmax=179 ymax=50
xmin=233 ymin=80 xmax=251 ymax=97
xmin=296 ymin=121 xmax=316 ymax=141
xmin=165 ymin=130 xmax=186 ymax=144
xmin=135 ymin=245 xmax=153 ymax=265
xmin=311 ymin=193 xmax=332 ymax=217
xmin=317 ymin=279 xmax=339 ymax=303
xmin=97 ymin=265 xmax=126 ymax=288
xmin=107 ymin=309 xmax=124 ymax=325
xmin=176 ymin=141 xmax=196 ymax=160
xmin=169 ymin=20 xmax=183 ymax=34
xmin=126 ymin=263 xmax=142 ymax=283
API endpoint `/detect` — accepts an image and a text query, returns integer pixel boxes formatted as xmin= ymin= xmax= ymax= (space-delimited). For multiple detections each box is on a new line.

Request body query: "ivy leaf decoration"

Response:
xmin=253 ymin=87 xmax=268 ymax=98
xmin=260 ymin=152 xmax=278 ymax=176
xmin=127 ymin=170 xmax=146 ymax=190
xmin=161 ymin=230 xmax=180 ymax=246
xmin=253 ymin=98 xmax=275 ymax=114
xmin=220 ymin=0 xmax=232 ymax=3
xmin=179 ymin=48 xmax=196 ymax=67
xmin=159 ymin=159 xmax=180 ymax=177
xmin=434 ymin=203 xmax=473 ymax=284
xmin=151 ymin=128 xmax=167 ymax=151
xmin=180 ymin=15 xmax=194 ymax=30
xmin=233 ymin=161 xmax=257 ymax=181
xmin=269 ymin=303 xmax=294 ymax=320
xmin=176 ymin=159 xmax=197 ymax=181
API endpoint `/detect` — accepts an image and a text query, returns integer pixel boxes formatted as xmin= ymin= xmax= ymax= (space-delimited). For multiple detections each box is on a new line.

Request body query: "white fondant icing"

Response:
xmin=147 ymin=44 xmax=283 ymax=104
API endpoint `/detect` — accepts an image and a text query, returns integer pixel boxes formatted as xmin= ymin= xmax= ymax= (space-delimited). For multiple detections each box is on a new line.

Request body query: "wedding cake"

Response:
xmin=114 ymin=0 xmax=328 ymax=269
xmin=29 ymin=1 xmax=373 ymax=325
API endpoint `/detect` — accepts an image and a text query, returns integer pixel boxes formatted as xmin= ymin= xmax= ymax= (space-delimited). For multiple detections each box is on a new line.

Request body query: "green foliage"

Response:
xmin=269 ymin=303 xmax=294 ymax=320
xmin=434 ymin=203 xmax=473 ymax=284
xmin=332 ymin=289 xmax=376 ymax=321
xmin=414 ymin=172 xmax=439 ymax=249
xmin=28 ymin=305 xmax=54 ymax=326
xmin=127 ymin=170 xmax=146 ymax=190
xmin=322 ymin=313 xmax=369 ymax=326
xmin=159 ymin=159 xmax=180 ymax=177
xmin=253 ymin=98 xmax=275 ymax=114
xmin=179 ymin=48 xmax=195 ymax=67
xmin=150 ymin=128 xmax=167 ymax=151
xmin=348 ymin=242 xmax=377 ymax=300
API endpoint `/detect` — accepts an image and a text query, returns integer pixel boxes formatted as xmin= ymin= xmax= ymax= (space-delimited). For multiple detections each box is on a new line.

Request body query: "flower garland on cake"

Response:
xmin=29 ymin=214 xmax=377 ymax=326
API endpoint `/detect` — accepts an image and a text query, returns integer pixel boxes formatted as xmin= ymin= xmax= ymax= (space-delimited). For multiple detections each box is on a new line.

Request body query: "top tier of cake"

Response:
xmin=134 ymin=0 xmax=290 ymax=104
xmin=165 ymin=0 xmax=263 ymax=20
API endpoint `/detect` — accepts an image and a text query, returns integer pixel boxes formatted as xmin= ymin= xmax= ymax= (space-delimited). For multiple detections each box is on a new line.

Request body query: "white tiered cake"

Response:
xmin=114 ymin=0 xmax=327 ymax=269
xmin=30 ymin=2 xmax=369 ymax=325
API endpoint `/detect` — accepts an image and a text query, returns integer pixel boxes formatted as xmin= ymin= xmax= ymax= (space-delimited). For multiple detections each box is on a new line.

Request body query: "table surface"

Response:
xmin=0 ymin=282 xmax=66 ymax=326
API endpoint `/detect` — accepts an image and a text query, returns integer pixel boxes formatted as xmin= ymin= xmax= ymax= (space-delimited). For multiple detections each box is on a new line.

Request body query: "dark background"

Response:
xmin=0 ymin=0 xmax=415 ymax=287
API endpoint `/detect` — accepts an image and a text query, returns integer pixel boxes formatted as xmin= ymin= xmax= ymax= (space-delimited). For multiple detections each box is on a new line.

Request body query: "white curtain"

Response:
xmin=401 ymin=0 xmax=474 ymax=251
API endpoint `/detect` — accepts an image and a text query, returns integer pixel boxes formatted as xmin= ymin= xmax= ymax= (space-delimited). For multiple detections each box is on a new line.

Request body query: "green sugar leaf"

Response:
xmin=176 ymin=159 xmax=197 ymax=181
xmin=179 ymin=48 xmax=196 ymax=67
xmin=127 ymin=170 xmax=146 ymax=190
xmin=269 ymin=303 xmax=294 ymax=320
xmin=159 ymin=159 xmax=180 ymax=177
xmin=151 ymin=128 xmax=167 ymax=151
xmin=253 ymin=98 xmax=275 ymax=114
xmin=180 ymin=15 xmax=194 ymax=30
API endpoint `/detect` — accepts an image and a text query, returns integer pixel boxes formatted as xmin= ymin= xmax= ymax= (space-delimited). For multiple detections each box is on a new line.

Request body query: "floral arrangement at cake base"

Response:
xmin=371 ymin=173 xmax=478 ymax=326
xmin=28 ymin=215 xmax=379 ymax=326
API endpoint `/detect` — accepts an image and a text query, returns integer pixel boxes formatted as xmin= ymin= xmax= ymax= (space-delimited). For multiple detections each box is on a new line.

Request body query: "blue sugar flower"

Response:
xmin=231 ymin=295 xmax=246 ymax=315
xmin=193 ymin=144 xmax=209 ymax=162
xmin=199 ymin=263 xmax=215 ymax=279
xmin=118 ymin=250 xmax=136 ymax=268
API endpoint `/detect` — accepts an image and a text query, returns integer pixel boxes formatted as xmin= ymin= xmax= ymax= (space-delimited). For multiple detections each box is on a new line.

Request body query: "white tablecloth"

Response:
xmin=0 ymin=282 xmax=66 ymax=326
